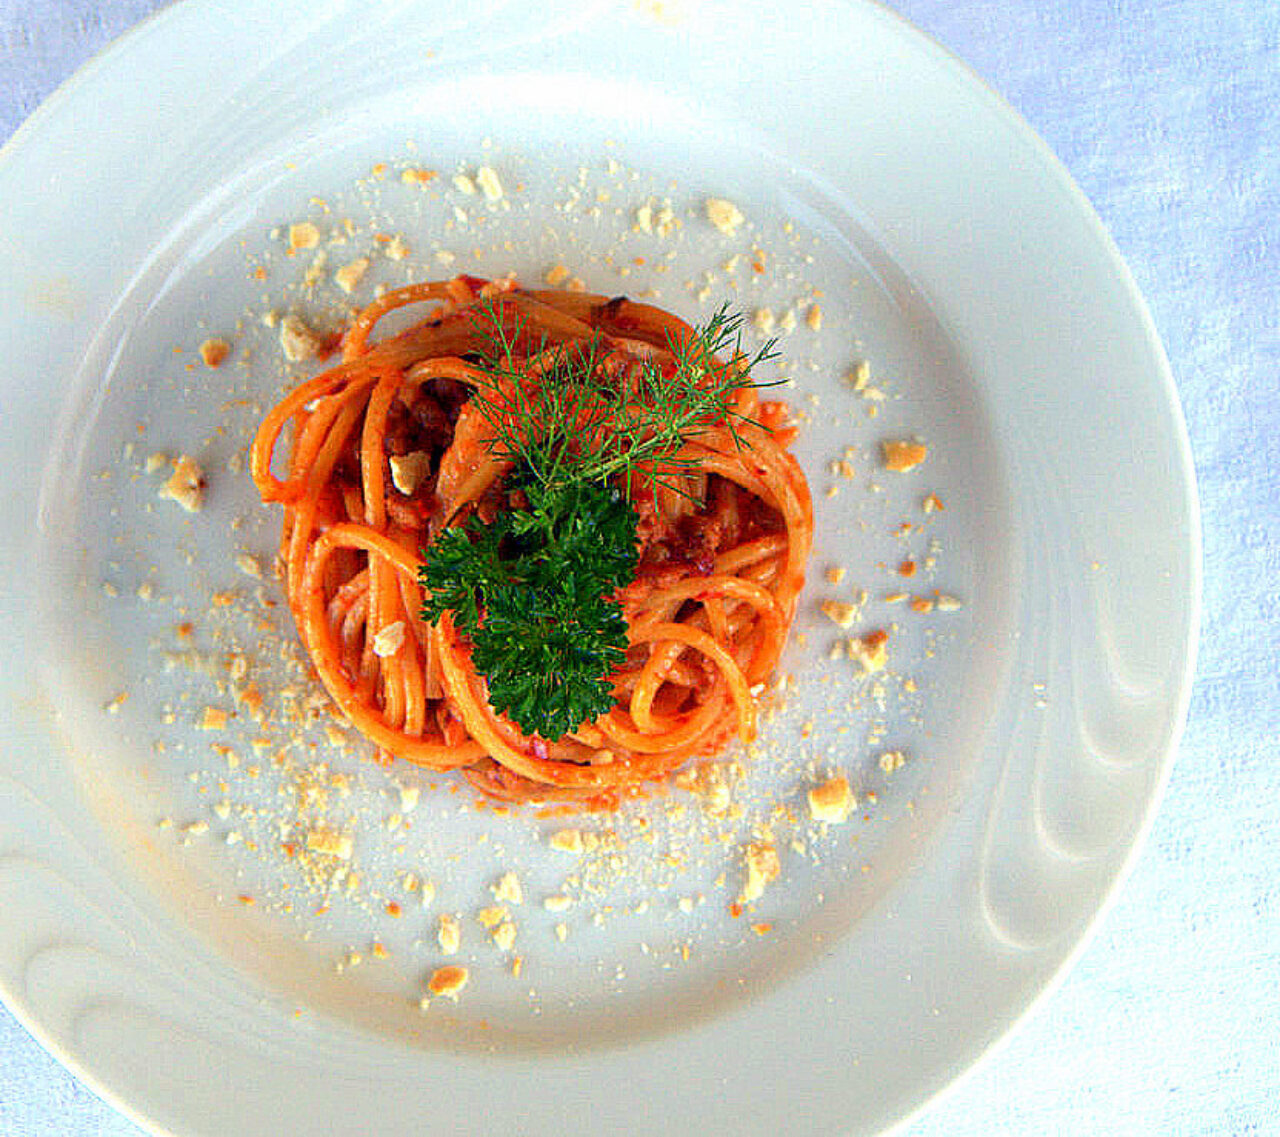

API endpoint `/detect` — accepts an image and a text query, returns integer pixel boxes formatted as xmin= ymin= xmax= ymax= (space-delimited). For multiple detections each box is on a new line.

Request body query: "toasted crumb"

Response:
xmin=333 ymin=256 xmax=370 ymax=294
xmin=372 ymin=621 xmax=406 ymax=658
xmin=199 ymin=337 xmax=230 ymax=368
xmin=922 ymin=492 xmax=944 ymax=513
xmin=287 ymin=222 xmax=320 ymax=254
xmin=475 ymin=165 xmax=504 ymax=201
xmin=752 ymin=307 xmax=776 ymax=336
xmin=492 ymin=871 xmax=523 ymax=905
xmin=279 ymin=313 xmax=323 ymax=362
xmin=806 ymin=304 xmax=823 ymax=331
xmin=306 ymin=826 xmax=353 ymax=860
xmin=705 ymin=197 xmax=745 ymax=235
xmin=739 ymin=840 xmax=780 ymax=904
xmin=820 ymin=600 xmax=860 ymax=628
xmin=879 ymin=750 xmax=907 ymax=774
xmin=144 ymin=451 xmax=168 ymax=474
xmin=849 ymin=629 xmax=889 ymax=674
xmin=452 ymin=172 xmax=476 ymax=195
xmin=159 ymin=454 xmax=205 ymax=512
xmin=935 ymin=594 xmax=963 ymax=612
xmin=235 ymin=553 xmax=262 ymax=578
xmin=544 ymin=263 xmax=571 ymax=286
xmin=824 ymin=566 xmax=846 ymax=585
xmin=543 ymin=895 xmax=573 ymax=913
xmin=476 ymin=906 xmax=507 ymax=929
xmin=909 ymin=595 xmax=935 ymax=614
xmin=549 ymin=828 xmax=584 ymax=854
xmin=882 ymin=439 xmax=928 ymax=472
xmin=808 ymin=774 xmax=855 ymax=823
xmin=846 ymin=360 xmax=870 ymax=391
xmin=426 ymin=964 xmax=468 ymax=999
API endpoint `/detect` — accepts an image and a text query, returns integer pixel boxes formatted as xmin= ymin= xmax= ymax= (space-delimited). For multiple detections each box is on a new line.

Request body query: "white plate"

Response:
xmin=0 ymin=2 xmax=1199 ymax=1134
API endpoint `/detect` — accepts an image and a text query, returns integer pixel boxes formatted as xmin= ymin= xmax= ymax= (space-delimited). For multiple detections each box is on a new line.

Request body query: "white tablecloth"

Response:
xmin=1 ymin=2 xmax=1276 ymax=1133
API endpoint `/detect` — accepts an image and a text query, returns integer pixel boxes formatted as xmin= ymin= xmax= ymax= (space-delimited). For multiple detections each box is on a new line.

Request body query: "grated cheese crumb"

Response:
xmin=492 ymin=921 xmax=517 ymax=952
xmin=306 ymin=827 xmax=353 ymax=860
xmin=287 ymin=222 xmax=320 ymax=254
xmin=879 ymin=750 xmax=907 ymax=774
xmin=492 ymin=871 xmax=523 ymax=905
xmin=882 ymin=439 xmax=928 ymax=472
xmin=372 ymin=621 xmax=406 ymax=658
xmin=705 ymin=197 xmax=745 ymax=235
xmin=437 ymin=914 xmax=460 ymax=954
xmin=198 ymin=705 xmax=228 ymax=730
xmin=820 ymin=600 xmax=860 ymax=628
xmin=387 ymin=451 xmax=431 ymax=496
xmin=739 ymin=840 xmax=780 ymax=904
xmin=279 ymin=313 xmax=324 ymax=362
xmin=159 ymin=455 xmax=205 ymax=512
xmin=549 ymin=828 xmax=584 ymax=854
xmin=849 ymin=630 xmax=889 ymax=674
xmin=333 ymin=256 xmax=370 ymax=294
xmin=475 ymin=165 xmax=504 ymax=201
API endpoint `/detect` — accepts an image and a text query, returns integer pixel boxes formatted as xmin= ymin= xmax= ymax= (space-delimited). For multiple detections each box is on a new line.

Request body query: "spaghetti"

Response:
xmin=251 ymin=276 xmax=813 ymax=804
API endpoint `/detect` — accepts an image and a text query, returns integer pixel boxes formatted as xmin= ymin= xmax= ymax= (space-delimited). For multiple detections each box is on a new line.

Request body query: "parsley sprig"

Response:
xmin=418 ymin=296 xmax=775 ymax=740
xmin=422 ymin=478 xmax=638 ymax=739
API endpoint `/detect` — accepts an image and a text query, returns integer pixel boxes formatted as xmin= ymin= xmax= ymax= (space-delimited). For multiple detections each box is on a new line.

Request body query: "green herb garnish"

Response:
xmin=466 ymin=302 xmax=774 ymax=495
xmin=419 ymin=297 xmax=774 ymax=739
xmin=422 ymin=478 xmax=637 ymax=739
